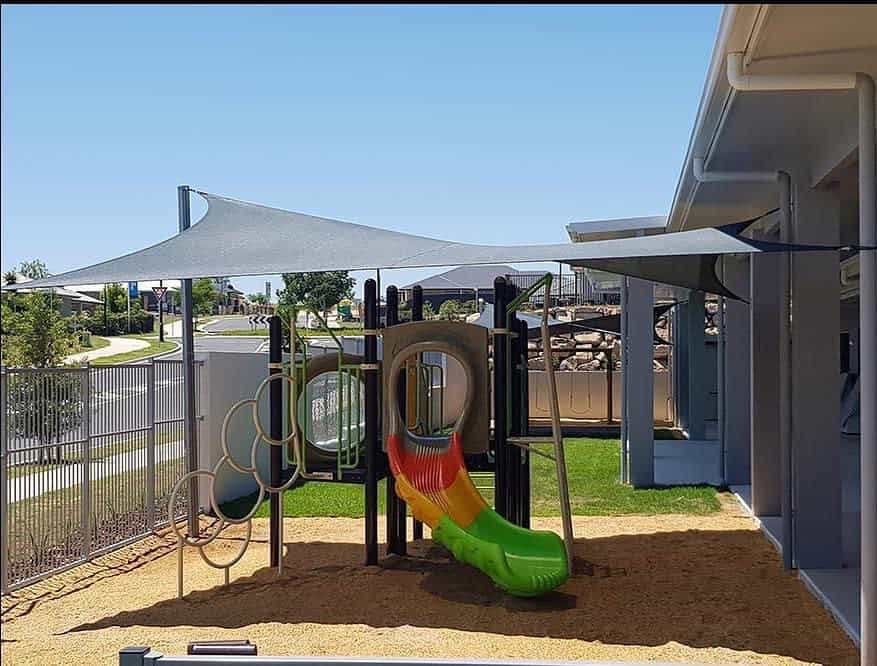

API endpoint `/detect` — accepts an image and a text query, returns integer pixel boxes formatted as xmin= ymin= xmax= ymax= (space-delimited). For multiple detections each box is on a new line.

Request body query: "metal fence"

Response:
xmin=1 ymin=359 xmax=201 ymax=593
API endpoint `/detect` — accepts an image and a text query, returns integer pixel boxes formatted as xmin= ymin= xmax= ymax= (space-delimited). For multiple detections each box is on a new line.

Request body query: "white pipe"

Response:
xmin=692 ymin=153 xmax=794 ymax=568
xmin=692 ymin=156 xmax=777 ymax=183
xmin=727 ymin=52 xmax=856 ymax=92
xmin=855 ymin=72 xmax=875 ymax=666
xmin=726 ymin=51 xmax=875 ymax=662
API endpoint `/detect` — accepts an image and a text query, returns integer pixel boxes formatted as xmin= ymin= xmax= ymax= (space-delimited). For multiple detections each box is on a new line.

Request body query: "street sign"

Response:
xmin=128 ymin=282 xmax=139 ymax=298
xmin=152 ymin=286 xmax=168 ymax=302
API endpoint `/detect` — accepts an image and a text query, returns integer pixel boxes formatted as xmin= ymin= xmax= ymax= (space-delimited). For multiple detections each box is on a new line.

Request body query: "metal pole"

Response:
xmin=493 ymin=276 xmax=509 ymax=519
xmin=620 ymin=279 xmax=629 ymax=484
xmin=518 ymin=318 xmax=531 ymax=529
xmin=385 ymin=286 xmax=406 ymax=555
xmin=606 ymin=347 xmax=614 ymax=424
xmin=146 ymin=360 xmax=156 ymax=530
xmin=269 ymin=316 xmax=283 ymax=567
xmin=158 ymin=280 xmax=165 ymax=343
xmin=1 ymin=366 xmax=8 ymax=595
xmin=411 ymin=286 xmax=424 ymax=540
xmin=178 ymin=185 xmax=199 ymax=536
xmin=127 ymin=286 xmax=131 ymax=334
xmin=778 ymin=172 xmax=794 ymax=570
xmin=103 ymin=284 xmax=109 ymax=336
xmin=508 ymin=285 xmax=522 ymax=526
xmin=856 ymin=72 xmax=876 ymax=666
xmin=717 ymin=261 xmax=726 ymax=485
xmin=80 ymin=364 xmax=92 ymax=559
xmin=364 ymin=279 xmax=379 ymax=565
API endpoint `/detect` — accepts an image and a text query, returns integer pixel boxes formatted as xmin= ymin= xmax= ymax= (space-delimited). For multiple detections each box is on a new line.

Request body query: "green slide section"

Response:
xmin=432 ymin=509 xmax=569 ymax=597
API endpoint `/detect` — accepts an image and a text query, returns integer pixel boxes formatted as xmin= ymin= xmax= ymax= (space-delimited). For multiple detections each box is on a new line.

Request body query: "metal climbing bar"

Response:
xmin=506 ymin=273 xmax=574 ymax=565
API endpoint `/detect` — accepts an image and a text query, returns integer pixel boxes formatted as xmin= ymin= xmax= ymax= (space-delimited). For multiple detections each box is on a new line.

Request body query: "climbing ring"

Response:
xmin=197 ymin=517 xmax=253 ymax=570
xmin=168 ymin=470 xmax=227 ymax=548
xmin=252 ymin=373 xmax=297 ymax=446
xmin=251 ymin=441 xmax=301 ymax=493
xmin=221 ymin=398 xmax=260 ymax=473
xmin=210 ymin=455 xmax=266 ymax=525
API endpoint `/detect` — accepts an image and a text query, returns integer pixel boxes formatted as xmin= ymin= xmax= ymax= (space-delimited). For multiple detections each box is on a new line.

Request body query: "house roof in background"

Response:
xmin=402 ymin=265 xmax=519 ymax=291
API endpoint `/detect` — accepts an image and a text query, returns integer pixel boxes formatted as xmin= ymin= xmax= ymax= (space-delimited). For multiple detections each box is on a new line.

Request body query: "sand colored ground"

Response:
xmin=1 ymin=495 xmax=858 ymax=665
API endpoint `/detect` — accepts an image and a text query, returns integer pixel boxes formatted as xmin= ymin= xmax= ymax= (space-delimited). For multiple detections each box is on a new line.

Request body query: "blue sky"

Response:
xmin=1 ymin=4 xmax=721 ymax=298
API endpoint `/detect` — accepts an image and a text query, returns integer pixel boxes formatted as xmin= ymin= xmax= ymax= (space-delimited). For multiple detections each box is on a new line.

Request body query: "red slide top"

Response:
xmin=386 ymin=432 xmax=466 ymax=494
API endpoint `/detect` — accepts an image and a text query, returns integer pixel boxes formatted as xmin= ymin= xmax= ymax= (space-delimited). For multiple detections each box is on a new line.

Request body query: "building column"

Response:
xmin=791 ymin=183 xmax=842 ymax=569
xmin=722 ymin=256 xmax=751 ymax=485
xmin=749 ymin=244 xmax=783 ymax=517
xmin=624 ymin=277 xmax=655 ymax=487
xmin=686 ymin=291 xmax=707 ymax=440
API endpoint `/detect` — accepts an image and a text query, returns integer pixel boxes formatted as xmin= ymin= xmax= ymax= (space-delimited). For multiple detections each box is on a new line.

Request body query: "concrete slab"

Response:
xmin=734 ymin=484 xmax=861 ymax=647
xmin=800 ymin=568 xmax=861 ymax=647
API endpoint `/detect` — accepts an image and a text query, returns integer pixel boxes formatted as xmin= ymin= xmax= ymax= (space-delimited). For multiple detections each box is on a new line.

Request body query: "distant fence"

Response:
xmin=1 ymin=359 xmax=201 ymax=593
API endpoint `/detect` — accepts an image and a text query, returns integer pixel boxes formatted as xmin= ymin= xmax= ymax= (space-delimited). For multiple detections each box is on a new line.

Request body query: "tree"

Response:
xmin=4 ymin=292 xmax=76 ymax=368
xmin=276 ymin=271 xmax=355 ymax=320
xmin=422 ymin=301 xmax=436 ymax=319
xmin=3 ymin=292 xmax=82 ymax=463
xmin=7 ymin=372 xmax=84 ymax=464
xmin=438 ymin=299 xmax=463 ymax=320
xmin=18 ymin=259 xmax=49 ymax=280
xmin=3 ymin=270 xmax=18 ymax=285
xmin=248 ymin=292 xmax=268 ymax=305
xmin=101 ymin=283 xmax=128 ymax=313
xmin=192 ymin=278 xmax=219 ymax=318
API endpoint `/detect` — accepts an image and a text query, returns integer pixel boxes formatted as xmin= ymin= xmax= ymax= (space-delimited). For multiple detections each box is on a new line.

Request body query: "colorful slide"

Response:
xmin=387 ymin=432 xmax=569 ymax=597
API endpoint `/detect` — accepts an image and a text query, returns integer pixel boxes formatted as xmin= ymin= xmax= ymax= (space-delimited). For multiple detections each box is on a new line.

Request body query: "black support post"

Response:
xmin=493 ymin=277 xmax=509 ymax=519
xmin=411 ymin=286 xmax=425 ymax=540
xmin=385 ymin=286 xmax=407 ymax=556
xmin=269 ymin=315 xmax=283 ymax=567
xmin=507 ymin=284 xmax=522 ymax=526
xmin=518 ymin=317 xmax=531 ymax=529
xmin=364 ymin=279 xmax=379 ymax=565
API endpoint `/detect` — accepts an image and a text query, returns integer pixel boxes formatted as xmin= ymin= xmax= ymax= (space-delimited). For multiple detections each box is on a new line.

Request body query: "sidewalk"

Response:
xmin=65 ymin=336 xmax=149 ymax=363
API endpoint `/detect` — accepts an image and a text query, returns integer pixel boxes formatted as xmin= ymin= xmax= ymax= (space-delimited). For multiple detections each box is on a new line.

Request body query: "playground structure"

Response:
xmin=170 ymin=275 xmax=574 ymax=597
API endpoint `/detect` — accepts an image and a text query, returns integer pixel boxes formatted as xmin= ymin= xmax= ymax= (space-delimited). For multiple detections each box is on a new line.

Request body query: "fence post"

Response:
xmin=146 ymin=360 xmax=156 ymax=531
xmin=81 ymin=364 xmax=92 ymax=559
xmin=1 ymin=366 xmax=9 ymax=595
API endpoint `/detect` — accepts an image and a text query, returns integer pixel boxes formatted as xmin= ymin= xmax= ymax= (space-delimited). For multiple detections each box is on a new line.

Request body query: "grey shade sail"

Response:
xmin=471 ymin=303 xmax=561 ymax=331
xmin=9 ymin=190 xmax=839 ymax=296
xmin=570 ymin=255 xmax=742 ymax=300
xmin=526 ymin=304 xmax=674 ymax=345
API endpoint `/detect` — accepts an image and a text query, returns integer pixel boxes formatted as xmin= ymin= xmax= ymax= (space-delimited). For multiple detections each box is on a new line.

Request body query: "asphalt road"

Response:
xmin=201 ymin=316 xmax=260 ymax=333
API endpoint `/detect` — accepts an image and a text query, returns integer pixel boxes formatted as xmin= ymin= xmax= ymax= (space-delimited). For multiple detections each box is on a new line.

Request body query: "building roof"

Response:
xmin=1 ymin=273 xmax=103 ymax=303
xmin=566 ymin=216 xmax=667 ymax=242
xmin=402 ymin=265 xmax=519 ymax=291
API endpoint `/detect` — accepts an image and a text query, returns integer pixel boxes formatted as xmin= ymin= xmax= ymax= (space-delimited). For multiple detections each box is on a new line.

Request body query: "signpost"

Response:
xmin=127 ymin=282 xmax=139 ymax=334
xmin=152 ymin=282 xmax=168 ymax=342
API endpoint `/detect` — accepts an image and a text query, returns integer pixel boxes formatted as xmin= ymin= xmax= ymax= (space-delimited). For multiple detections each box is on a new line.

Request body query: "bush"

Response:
xmin=78 ymin=309 xmax=153 ymax=336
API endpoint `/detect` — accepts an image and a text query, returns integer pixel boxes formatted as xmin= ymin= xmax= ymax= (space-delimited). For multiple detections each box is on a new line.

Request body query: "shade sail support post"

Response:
xmin=178 ymin=185 xmax=200 ymax=538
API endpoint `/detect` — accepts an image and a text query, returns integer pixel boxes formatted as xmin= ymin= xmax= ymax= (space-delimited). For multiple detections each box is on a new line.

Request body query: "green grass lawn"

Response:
xmin=90 ymin=335 xmax=178 ymax=365
xmin=220 ymin=438 xmax=720 ymax=520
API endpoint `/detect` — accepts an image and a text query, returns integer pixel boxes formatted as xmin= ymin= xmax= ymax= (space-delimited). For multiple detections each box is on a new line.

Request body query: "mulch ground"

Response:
xmin=1 ymin=494 xmax=859 ymax=665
